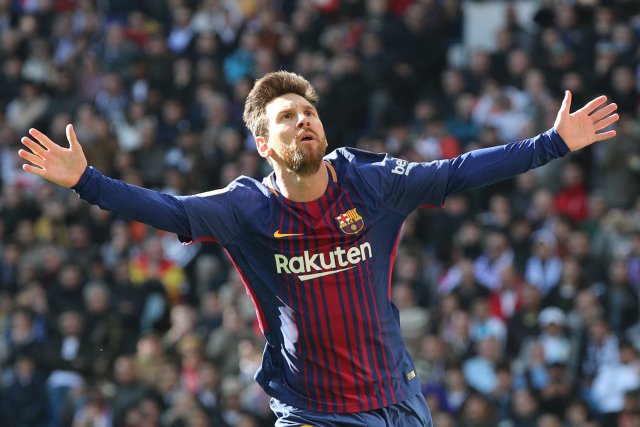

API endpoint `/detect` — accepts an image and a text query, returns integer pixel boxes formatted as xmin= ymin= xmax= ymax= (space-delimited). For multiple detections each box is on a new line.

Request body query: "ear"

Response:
xmin=255 ymin=136 xmax=271 ymax=159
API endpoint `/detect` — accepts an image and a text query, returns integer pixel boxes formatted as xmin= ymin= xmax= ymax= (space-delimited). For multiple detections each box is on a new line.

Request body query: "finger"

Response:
xmin=18 ymin=149 xmax=46 ymax=167
xmin=590 ymin=103 xmax=618 ymax=122
xmin=559 ymin=90 xmax=572 ymax=116
xmin=21 ymin=137 xmax=48 ymax=158
xmin=594 ymin=130 xmax=617 ymax=142
xmin=577 ymin=95 xmax=608 ymax=115
xmin=594 ymin=113 xmax=620 ymax=131
xmin=66 ymin=124 xmax=80 ymax=150
xmin=22 ymin=163 xmax=46 ymax=177
xmin=28 ymin=128 xmax=57 ymax=151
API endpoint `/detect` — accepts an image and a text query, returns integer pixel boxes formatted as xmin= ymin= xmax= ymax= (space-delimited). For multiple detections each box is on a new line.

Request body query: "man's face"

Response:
xmin=263 ymin=93 xmax=327 ymax=176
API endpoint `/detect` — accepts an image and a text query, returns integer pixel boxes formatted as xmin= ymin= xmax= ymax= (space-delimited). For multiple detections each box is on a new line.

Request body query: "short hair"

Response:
xmin=243 ymin=71 xmax=319 ymax=137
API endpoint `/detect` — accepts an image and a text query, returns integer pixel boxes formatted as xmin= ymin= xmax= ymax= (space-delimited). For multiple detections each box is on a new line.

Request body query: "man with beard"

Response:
xmin=18 ymin=71 xmax=618 ymax=426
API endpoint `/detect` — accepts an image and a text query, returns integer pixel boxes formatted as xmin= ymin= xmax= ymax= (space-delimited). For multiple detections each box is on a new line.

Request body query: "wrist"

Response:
xmin=71 ymin=166 xmax=92 ymax=191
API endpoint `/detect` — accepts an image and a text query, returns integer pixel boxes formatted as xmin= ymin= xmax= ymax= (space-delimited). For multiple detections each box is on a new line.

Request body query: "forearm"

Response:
xmin=444 ymin=128 xmax=569 ymax=195
xmin=72 ymin=167 xmax=192 ymax=237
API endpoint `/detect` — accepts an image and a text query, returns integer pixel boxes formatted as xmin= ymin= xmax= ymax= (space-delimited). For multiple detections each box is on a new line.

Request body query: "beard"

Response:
xmin=278 ymin=135 xmax=327 ymax=176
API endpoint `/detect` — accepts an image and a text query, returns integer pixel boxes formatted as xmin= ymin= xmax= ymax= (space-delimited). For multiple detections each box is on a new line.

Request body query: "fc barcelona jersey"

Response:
xmin=73 ymin=128 xmax=569 ymax=413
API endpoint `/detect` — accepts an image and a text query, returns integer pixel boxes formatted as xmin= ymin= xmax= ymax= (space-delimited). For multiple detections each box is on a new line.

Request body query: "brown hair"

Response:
xmin=243 ymin=71 xmax=319 ymax=137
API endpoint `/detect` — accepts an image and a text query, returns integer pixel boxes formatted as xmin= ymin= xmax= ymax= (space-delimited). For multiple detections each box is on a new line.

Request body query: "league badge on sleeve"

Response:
xmin=335 ymin=208 xmax=364 ymax=235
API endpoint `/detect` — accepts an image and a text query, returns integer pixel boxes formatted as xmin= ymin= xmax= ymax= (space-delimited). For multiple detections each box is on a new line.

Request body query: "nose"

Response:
xmin=296 ymin=113 xmax=310 ymax=128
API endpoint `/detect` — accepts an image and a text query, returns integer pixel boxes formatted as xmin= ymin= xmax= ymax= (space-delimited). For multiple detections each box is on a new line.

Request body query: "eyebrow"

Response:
xmin=276 ymin=104 xmax=316 ymax=117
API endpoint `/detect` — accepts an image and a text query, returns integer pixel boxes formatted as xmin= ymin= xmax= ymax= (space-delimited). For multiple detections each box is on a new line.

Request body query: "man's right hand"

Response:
xmin=18 ymin=124 xmax=88 ymax=188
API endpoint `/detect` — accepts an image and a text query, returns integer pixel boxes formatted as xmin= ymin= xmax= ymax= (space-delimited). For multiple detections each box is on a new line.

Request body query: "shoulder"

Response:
xmin=196 ymin=175 xmax=271 ymax=199
xmin=324 ymin=147 xmax=392 ymax=179
xmin=184 ymin=175 xmax=272 ymax=218
xmin=325 ymin=147 xmax=388 ymax=166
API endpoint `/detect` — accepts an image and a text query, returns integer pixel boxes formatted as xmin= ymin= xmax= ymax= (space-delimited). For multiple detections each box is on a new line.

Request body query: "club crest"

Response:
xmin=335 ymin=208 xmax=364 ymax=235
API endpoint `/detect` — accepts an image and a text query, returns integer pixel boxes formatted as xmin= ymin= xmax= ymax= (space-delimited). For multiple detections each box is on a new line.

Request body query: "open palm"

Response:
xmin=18 ymin=124 xmax=88 ymax=188
xmin=554 ymin=90 xmax=619 ymax=152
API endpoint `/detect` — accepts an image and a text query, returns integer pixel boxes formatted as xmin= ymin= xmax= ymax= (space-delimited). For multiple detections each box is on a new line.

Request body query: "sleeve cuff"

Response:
xmin=548 ymin=128 xmax=571 ymax=156
xmin=71 ymin=166 xmax=93 ymax=192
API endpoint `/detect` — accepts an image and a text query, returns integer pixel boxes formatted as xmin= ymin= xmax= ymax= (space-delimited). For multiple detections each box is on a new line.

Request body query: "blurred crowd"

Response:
xmin=0 ymin=0 xmax=640 ymax=426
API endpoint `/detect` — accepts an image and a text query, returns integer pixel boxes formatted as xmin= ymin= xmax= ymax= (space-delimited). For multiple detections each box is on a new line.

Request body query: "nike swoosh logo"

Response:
xmin=274 ymin=230 xmax=304 ymax=238
xmin=298 ymin=267 xmax=355 ymax=281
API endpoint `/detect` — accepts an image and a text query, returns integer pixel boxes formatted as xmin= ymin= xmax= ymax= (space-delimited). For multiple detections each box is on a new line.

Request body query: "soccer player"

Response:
xmin=18 ymin=71 xmax=618 ymax=426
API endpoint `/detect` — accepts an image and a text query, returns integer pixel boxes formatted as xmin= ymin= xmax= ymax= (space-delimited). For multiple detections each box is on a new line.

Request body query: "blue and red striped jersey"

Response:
xmin=73 ymin=128 xmax=569 ymax=413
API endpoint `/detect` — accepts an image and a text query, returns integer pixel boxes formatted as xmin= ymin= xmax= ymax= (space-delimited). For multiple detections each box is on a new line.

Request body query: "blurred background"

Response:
xmin=0 ymin=0 xmax=640 ymax=426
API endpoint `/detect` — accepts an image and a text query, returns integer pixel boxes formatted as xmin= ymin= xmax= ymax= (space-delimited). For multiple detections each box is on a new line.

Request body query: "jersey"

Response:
xmin=72 ymin=128 xmax=569 ymax=414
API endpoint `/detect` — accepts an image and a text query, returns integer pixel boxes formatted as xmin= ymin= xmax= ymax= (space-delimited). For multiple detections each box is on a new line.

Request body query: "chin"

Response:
xmin=295 ymin=160 xmax=324 ymax=176
xmin=280 ymin=138 xmax=327 ymax=174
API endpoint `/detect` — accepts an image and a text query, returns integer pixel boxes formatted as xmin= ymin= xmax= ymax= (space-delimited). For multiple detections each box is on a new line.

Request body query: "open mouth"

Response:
xmin=301 ymin=135 xmax=313 ymax=141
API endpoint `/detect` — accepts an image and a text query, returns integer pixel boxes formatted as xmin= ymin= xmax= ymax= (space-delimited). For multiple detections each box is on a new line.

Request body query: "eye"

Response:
xmin=305 ymin=110 xmax=314 ymax=117
xmin=281 ymin=113 xmax=292 ymax=120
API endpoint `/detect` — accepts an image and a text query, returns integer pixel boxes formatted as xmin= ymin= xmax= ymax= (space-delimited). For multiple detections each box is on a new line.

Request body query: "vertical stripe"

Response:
xmin=320 ymin=184 xmax=365 ymax=412
xmin=300 ymin=201 xmax=335 ymax=412
xmin=346 ymin=254 xmax=386 ymax=409
xmin=343 ymin=188 xmax=400 ymax=406
xmin=286 ymin=203 xmax=324 ymax=409
xmin=388 ymin=234 xmax=403 ymax=300
xmin=362 ymin=220 xmax=406 ymax=405
xmin=293 ymin=202 xmax=329 ymax=410
xmin=336 ymin=193 xmax=380 ymax=409
xmin=279 ymin=201 xmax=313 ymax=403
xmin=315 ymin=187 xmax=355 ymax=412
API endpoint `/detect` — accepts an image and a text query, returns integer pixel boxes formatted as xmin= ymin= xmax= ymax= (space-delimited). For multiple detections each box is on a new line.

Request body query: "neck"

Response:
xmin=274 ymin=163 xmax=328 ymax=202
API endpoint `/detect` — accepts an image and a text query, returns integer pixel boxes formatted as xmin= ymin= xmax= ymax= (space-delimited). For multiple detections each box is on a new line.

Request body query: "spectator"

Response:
xmin=508 ymin=388 xmax=540 ymax=427
xmin=489 ymin=264 xmax=524 ymax=321
xmin=554 ymin=162 xmax=589 ymax=223
xmin=70 ymin=385 xmax=113 ymax=427
xmin=458 ymin=392 xmax=498 ymax=427
xmin=135 ymin=330 xmax=166 ymax=387
xmin=443 ymin=364 xmax=470 ymax=415
xmin=47 ymin=262 xmax=85 ymax=317
xmin=536 ymin=307 xmax=572 ymax=365
xmin=595 ymin=258 xmax=640 ymax=335
xmin=463 ymin=335 xmax=503 ymax=395
xmin=393 ymin=281 xmax=429 ymax=356
xmin=206 ymin=305 xmax=255 ymax=376
xmin=543 ymin=257 xmax=584 ymax=313
xmin=538 ymin=361 xmax=575 ymax=418
xmin=581 ymin=317 xmax=620 ymax=389
xmin=506 ymin=284 xmax=543 ymax=359
xmin=474 ymin=231 xmax=515 ymax=291
xmin=111 ymin=355 xmax=150 ymax=426
xmin=0 ymin=350 xmax=48 ymax=427
xmin=83 ymin=281 xmax=125 ymax=379
xmin=591 ymin=340 xmax=640 ymax=427
xmin=525 ymin=229 xmax=563 ymax=296
xmin=447 ymin=258 xmax=490 ymax=312
xmin=415 ymin=334 xmax=449 ymax=391
xmin=94 ymin=72 xmax=129 ymax=121
xmin=43 ymin=310 xmax=91 ymax=427
xmin=5 ymin=80 xmax=49 ymax=134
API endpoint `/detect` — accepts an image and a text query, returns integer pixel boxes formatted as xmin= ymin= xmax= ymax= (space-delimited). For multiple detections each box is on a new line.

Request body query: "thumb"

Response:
xmin=66 ymin=124 xmax=81 ymax=150
xmin=559 ymin=90 xmax=572 ymax=117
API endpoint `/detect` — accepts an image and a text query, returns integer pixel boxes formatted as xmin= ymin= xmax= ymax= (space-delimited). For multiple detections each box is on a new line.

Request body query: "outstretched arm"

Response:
xmin=18 ymin=124 xmax=192 ymax=237
xmin=444 ymin=92 xmax=619 ymax=196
